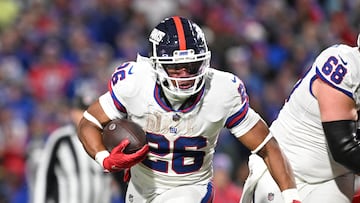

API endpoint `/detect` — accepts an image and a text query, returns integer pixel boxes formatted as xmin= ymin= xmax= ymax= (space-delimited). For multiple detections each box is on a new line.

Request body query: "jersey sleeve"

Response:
xmin=314 ymin=45 xmax=360 ymax=101
xmin=99 ymin=61 xmax=143 ymax=119
xmin=99 ymin=92 xmax=126 ymax=120
xmin=222 ymin=74 xmax=261 ymax=138
xmin=229 ymin=108 xmax=261 ymax=138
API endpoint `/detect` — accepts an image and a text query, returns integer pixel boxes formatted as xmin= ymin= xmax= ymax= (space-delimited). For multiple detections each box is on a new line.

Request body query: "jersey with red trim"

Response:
xmin=99 ymin=55 xmax=260 ymax=195
xmin=270 ymin=44 xmax=360 ymax=183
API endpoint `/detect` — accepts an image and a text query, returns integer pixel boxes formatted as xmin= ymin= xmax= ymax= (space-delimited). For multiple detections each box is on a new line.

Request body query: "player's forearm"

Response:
xmin=267 ymin=158 xmax=296 ymax=191
xmin=78 ymin=117 xmax=107 ymax=159
xmin=259 ymin=139 xmax=296 ymax=191
xmin=260 ymin=144 xmax=301 ymax=202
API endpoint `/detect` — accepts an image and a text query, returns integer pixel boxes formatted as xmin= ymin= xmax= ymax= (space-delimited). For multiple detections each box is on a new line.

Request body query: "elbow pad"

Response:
xmin=322 ymin=120 xmax=360 ymax=173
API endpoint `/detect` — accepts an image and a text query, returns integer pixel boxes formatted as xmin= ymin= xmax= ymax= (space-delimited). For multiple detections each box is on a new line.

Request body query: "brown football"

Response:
xmin=102 ymin=119 xmax=147 ymax=154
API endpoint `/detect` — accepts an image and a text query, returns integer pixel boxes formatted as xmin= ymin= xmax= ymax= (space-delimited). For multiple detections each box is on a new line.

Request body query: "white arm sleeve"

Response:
xmin=251 ymin=132 xmax=274 ymax=154
xmin=83 ymin=111 xmax=103 ymax=129
xmin=230 ymin=108 xmax=261 ymax=138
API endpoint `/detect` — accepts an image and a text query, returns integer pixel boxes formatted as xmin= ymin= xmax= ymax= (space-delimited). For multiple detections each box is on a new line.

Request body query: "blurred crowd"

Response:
xmin=0 ymin=0 xmax=359 ymax=202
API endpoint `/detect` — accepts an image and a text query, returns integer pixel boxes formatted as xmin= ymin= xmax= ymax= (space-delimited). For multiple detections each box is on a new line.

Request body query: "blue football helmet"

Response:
xmin=149 ymin=16 xmax=211 ymax=97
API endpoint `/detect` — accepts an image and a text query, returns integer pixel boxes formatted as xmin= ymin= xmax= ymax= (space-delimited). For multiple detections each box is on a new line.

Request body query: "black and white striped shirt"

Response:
xmin=32 ymin=125 xmax=112 ymax=203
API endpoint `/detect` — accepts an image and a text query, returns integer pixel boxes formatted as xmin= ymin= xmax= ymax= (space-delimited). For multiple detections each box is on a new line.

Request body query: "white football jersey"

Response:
xmin=270 ymin=44 xmax=360 ymax=183
xmin=99 ymin=55 xmax=261 ymax=196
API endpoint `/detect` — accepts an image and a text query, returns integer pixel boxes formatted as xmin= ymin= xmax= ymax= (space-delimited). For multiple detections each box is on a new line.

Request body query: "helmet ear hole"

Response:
xmin=149 ymin=16 xmax=211 ymax=97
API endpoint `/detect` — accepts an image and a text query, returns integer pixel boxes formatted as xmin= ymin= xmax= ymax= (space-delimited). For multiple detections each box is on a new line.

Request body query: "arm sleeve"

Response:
xmin=229 ymin=108 xmax=261 ymax=138
xmin=224 ymin=74 xmax=261 ymax=137
xmin=322 ymin=120 xmax=360 ymax=173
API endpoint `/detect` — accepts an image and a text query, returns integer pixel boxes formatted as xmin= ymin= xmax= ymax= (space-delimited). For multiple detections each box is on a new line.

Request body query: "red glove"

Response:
xmin=97 ymin=139 xmax=149 ymax=172
xmin=353 ymin=190 xmax=360 ymax=203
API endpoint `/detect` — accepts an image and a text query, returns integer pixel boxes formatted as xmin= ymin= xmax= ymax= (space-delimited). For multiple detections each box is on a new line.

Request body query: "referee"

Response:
xmin=31 ymin=91 xmax=114 ymax=203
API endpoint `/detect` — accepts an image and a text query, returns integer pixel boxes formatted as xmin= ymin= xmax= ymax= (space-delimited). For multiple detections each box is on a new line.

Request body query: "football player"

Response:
xmin=77 ymin=16 xmax=300 ymax=203
xmin=242 ymin=35 xmax=360 ymax=203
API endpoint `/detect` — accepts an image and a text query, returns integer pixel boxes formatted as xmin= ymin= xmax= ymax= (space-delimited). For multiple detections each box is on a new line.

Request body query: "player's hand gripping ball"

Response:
xmin=102 ymin=119 xmax=147 ymax=154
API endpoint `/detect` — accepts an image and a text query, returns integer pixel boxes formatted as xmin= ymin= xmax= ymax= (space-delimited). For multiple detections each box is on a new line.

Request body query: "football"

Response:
xmin=102 ymin=119 xmax=147 ymax=154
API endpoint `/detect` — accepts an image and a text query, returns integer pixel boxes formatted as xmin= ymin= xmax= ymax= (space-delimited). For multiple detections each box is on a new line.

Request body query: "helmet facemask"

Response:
xmin=149 ymin=16 xmax=211 ymax=97
xmin=152 ymin=49 xmax=210 ymax=97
